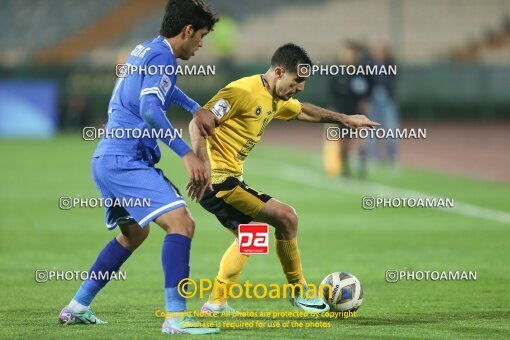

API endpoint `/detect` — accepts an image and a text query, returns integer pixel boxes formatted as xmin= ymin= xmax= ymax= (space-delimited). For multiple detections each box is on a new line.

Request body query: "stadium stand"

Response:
xmin=0 ymin=0 xmax=126 ymax=65
xmin=1 ymin=0 xmax=510 ymax=66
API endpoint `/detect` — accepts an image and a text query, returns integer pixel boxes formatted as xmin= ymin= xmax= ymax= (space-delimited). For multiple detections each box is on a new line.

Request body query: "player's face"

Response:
xmin=275 ymin=68 xmax=306 ymax=101
xmin=182 ymin=27 xmax=209 ymax=60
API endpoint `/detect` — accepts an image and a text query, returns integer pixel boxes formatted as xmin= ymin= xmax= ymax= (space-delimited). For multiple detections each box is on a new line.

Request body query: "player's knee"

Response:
xmin=131 ymin=227 xmax=150 ymax=248
xmin=179 ymin=217 xmax=195 ymax=238
xmin=156 ymin=207 xmax=196 ymax=238
xmin=164 ymin=216 xmax=195 ymax=238
xmin=279 ymin=205 xmax=299 ymax=233
xmin=118 ymin=225 xmax=150 ymax=250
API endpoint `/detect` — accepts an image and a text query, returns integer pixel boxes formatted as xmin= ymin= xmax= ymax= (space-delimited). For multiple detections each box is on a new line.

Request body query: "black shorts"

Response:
xmin=199 ymin=177 xmax=272 ymax=231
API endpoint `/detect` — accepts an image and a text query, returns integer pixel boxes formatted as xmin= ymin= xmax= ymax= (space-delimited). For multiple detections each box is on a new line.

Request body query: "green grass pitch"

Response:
xmin=1 ymin=135 xmax=509 ymax=338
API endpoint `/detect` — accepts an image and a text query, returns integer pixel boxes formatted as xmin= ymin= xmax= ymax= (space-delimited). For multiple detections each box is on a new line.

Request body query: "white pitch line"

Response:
xmin=251 ymin=160 xmax=510 ymax=225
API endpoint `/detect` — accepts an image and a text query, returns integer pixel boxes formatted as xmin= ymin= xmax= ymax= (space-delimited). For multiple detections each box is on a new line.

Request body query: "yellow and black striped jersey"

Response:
xmin=204 ymin=75 xmax=302 ymax=184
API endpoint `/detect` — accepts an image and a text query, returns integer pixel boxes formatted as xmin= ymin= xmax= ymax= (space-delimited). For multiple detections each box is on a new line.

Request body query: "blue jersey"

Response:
xmin=93 ymin=36 xmax=199 ymax=165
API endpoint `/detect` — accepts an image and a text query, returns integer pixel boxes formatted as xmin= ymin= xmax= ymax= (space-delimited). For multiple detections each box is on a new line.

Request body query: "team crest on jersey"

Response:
xmin=159 ymin=74 xmax=172 ymax=95
xmin=255 ymin=106 xmax=262 ymax=116
xmin=211 ymin=98 xmax=230 ymax=119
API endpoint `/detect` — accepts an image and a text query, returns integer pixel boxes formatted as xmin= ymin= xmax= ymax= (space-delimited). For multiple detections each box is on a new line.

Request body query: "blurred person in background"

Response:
xmin=365 ymin=42 xmax=399 ymax=168
xmin=210 ymin=15 xmax=237 ymax=74
xmin=62 ymin=95 xmax=88 ymax=130
xmin=329 ymin=41 xmax=373 ymax=178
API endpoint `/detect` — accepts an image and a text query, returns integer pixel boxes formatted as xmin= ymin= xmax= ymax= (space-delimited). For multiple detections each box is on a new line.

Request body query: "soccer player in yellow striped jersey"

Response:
xmin=189 ymin=43 xmax=379 ymax=314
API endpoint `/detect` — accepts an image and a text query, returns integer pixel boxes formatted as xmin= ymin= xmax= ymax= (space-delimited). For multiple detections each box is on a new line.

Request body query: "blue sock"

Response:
xmin=162 ymin=233 xmax=191 ymax=313
xmin=73 ymin=238 xmax=132 ymax=306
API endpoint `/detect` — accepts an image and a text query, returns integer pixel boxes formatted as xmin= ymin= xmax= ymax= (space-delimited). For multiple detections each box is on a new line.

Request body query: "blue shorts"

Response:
xmin=91 ymin=155 xmax=186 ymax=230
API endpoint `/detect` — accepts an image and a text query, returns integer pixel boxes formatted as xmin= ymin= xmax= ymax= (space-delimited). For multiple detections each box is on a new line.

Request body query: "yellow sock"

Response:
xmin=275 ymin=238 xmax=306 ymax=285
xmin=208 ymin=239 xmax=249 ymax=305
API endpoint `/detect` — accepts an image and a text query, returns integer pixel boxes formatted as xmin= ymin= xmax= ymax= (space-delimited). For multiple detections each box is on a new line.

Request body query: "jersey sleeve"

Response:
xmin=274 ymin=98 xmax=302 ymax=121
xmin=204 ymin=85 xmax=248 ymax=123
xmin=139 ymin=52 xmax=175 ymax=106
xmin=140 ymin=93 xmax=191 ymax=157
xmin=170 ymin=86 xmax=200 ymax=114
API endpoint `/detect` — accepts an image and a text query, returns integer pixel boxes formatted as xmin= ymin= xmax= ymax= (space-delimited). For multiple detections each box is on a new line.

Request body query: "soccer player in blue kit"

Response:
xmin=58 ymin=0 xmax=220 ymax=335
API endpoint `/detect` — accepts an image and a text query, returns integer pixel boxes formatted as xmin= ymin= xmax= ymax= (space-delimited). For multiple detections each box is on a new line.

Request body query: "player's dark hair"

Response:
xmin=271 ymin=43 xmax=312 ymax=73
xmin=160 ymin=0 xmax=218 ymax=38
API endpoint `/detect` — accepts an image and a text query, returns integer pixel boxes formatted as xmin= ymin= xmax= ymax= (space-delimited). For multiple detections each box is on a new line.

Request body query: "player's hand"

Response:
xmin=342 ymin=114 xmax=380 ymax=129
xmin=182 ymin=151 xmax=209 ymax=202
xmin=194 ymin=108 xmax=219 ymax=137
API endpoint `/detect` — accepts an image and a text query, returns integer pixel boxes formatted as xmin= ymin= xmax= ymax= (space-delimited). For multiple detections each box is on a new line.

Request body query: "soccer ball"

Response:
xmin=320 ymin=272 xmax=363 ymax=312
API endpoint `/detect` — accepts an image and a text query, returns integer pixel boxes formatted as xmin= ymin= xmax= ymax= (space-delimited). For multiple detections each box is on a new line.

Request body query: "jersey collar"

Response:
xmin=259 ymin=74 xmax=274 ymax=98
xmin=160 ymin=35 xmax=174 ymax=54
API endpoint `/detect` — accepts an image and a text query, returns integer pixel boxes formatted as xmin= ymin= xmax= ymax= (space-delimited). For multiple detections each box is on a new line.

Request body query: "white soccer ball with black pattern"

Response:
xmin=321 ymin=272 xmax=363 ymax=312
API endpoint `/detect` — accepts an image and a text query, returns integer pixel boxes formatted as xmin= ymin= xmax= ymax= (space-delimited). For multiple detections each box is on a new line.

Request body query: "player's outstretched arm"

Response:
xmin=295 ymin=103 xmax=380 ymax=129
